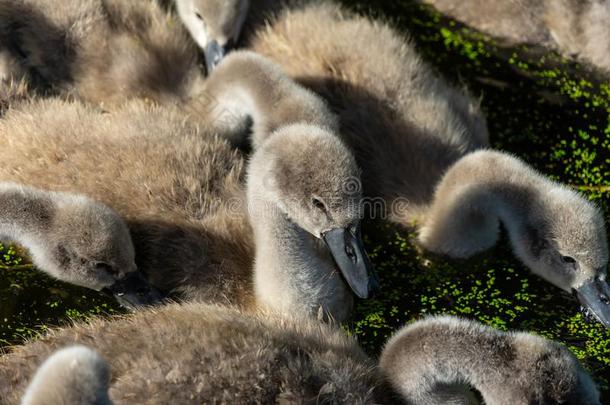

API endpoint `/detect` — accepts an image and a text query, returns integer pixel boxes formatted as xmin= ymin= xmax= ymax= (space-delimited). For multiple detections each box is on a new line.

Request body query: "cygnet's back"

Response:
xmin=1 ymin=303 xmax=379 ymax=404
xmin=0 ymin=0 xmax=204 ymax=104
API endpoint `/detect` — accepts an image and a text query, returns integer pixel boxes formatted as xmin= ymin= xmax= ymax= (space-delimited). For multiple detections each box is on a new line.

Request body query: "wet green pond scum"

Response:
xmin=0 ymin=243 xmax=121 ymax=347
xmin=1 ymin=0 xmax=609 ymax=400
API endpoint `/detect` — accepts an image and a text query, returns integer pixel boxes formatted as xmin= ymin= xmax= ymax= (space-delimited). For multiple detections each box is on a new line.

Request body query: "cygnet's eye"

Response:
xmin=561 ymin=255 xmax=578 ymax=271
xmin=561 ymin=255 xmax=576 ymax=264
xmin=312 ymin=198 xmax=327 ymax=213
xmin=95 ymin=262 xmax=118 ymax=277
xmin=194 ymin=11 xmax=204 ymax=21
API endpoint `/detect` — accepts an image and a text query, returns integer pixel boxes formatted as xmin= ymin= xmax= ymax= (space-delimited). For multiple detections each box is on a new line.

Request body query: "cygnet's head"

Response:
xmin=43 ymin=194 xmax=135 ymax=289
xmin=175 ymin=0 xmax=250 ymax=71
xmin=21 ymin=346 xmax=112 ymax=405
xmin=247 ymin=124 xmax=378 ymax=298
xmin=513 ymin=185 xmax=610 ymax=328
xmin=29 ymin=191 xmax=162 ymax=309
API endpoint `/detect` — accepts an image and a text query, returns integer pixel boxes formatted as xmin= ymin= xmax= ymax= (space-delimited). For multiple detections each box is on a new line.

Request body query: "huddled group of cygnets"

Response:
xmin=0 ymin=0 xmax=608 ymax=404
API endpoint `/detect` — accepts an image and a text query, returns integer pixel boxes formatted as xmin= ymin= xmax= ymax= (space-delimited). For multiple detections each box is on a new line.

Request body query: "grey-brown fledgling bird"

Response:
xmin=0 ymin=183 xmax=137 ymax=293
xmin=2 ymin=310 xmax=600 ymax=404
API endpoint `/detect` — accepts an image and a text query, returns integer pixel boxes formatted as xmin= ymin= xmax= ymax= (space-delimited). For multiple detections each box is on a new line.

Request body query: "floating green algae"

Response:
xmin=1 ymin=0 xmax=609 ymax=401
xmin=0 ymin=242 xmax=121 ymax=347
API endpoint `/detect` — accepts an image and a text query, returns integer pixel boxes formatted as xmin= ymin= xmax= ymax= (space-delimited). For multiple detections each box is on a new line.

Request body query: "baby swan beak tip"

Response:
xmin=204 ymin=40 xmax=230 ymax=73
xmin=103 ymin=271 xmax=165 ymax=311
xmin=575 ymin=278 xmax=610 ymax=329
xmin=322 ymin=227 xmax=378 ymax=299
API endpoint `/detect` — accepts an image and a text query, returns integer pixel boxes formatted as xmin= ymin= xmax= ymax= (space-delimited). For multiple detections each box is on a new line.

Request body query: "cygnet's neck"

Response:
xmin=418 ymin=150 xmax=551 ymax=259
xmin=247 ymin=169 xmax=352 ymax=322
xmin=195 ymin=52 xmax=338 ymax=149
xmin=380 ymin=318 xmax=503 ymax=404
xmin=379 ymin=317 xmax=593 ymax=405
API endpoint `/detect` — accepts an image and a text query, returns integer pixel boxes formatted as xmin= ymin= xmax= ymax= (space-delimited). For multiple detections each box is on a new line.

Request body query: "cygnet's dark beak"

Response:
xmin=322 ymin=224 xmax=379 ymax=299
xmin=575 ymin=277 xmax=610 ymax=329
xmin=103 ymin=271 xmax=165 ymax=311
xmin=204 ymin=39 xmax=236 ymax=73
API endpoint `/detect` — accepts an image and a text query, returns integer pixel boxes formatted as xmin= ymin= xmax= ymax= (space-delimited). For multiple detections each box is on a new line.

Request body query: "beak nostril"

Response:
xmin=322 ymin=227 xmax=375 ymax=299
xmin=345 ymin=244 xmax=357 ymax=263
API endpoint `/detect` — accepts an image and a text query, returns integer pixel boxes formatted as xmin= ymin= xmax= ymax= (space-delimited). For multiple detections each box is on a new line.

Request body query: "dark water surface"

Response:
xmin=1 ymin=0 xmax=609 ymax=401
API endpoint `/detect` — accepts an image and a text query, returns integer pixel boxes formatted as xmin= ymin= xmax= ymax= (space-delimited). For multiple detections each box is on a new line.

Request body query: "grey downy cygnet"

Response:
xmin=3 ymin=309 xmax=600 ymax=404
